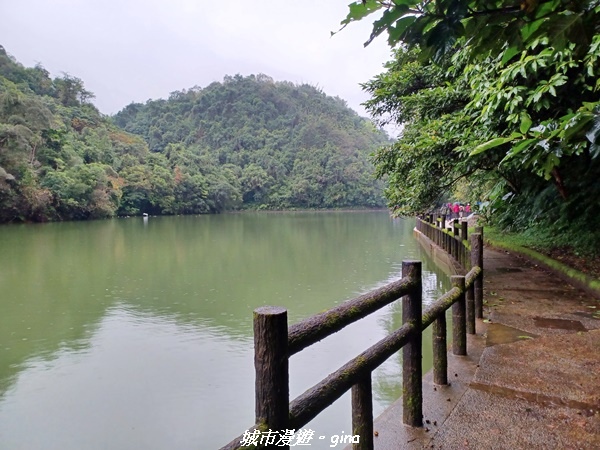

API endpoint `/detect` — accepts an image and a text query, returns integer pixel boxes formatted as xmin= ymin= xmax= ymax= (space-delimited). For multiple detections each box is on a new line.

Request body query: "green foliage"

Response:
xmin=363 ymin=48 xmax=481 ymax=214
xmin=0 ymin=46 xmax=146 ymax=222
xmin=114 ymin=74 xmax=389 ymax=211
xmin=343 ymin=0 xmax=599 ymax=63
xmin=464 ymin=37 xmax=600 ymax=180
xmin=0 ymin=47 xmax=388 ymax=223
xmin=349 ymin=1 xmax=600 ymax=252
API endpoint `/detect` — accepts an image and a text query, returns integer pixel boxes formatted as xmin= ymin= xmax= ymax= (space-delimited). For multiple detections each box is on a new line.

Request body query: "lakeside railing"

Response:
xmin=219 ymin=218 xmax=483 ymax=450
xmin=416 ymin=215 xmax=484 ymax=322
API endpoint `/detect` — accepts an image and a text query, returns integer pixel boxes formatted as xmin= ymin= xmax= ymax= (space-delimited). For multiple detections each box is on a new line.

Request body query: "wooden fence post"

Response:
xmin=471 ymin=233 xmax=484 ymax=319
xmin=460 ymin=221 xmax=469 ymax=267
xmin=452 ymin=219 xmax=460 ymax=261
xmin=254 ymin=306 xmax=289 ymax=442
xmin=461 ymin=221 xmax=467 ymax=240
xmin=451 ymin=276 xmax=467 ymax=356
xmin=466 ymin=282 xmax=475 ymax=335
xmin=352 ymin=375 xmax=373 ymax=450
xmin=475 ymin=226 xmax=484 ymax=240
xmin=433 ymin=314 xmax=447 ymax=385
xmin=440 ymin=214 xmax=447 ymax=248
xmin=402 ymin=261 xmax=423 ymax=427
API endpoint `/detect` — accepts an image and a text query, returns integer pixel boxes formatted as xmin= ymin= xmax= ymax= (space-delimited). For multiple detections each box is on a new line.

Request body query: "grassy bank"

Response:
xmin=483 ymin=226 xmax=600 ymax=298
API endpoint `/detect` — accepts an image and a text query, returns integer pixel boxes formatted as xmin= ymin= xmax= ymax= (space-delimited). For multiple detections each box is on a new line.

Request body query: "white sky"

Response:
xmin=0 ymin=0 xmax=392 ymax=118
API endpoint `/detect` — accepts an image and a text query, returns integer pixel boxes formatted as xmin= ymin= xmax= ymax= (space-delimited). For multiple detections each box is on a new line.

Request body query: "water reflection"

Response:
xmin=0 ymin=212 xmax=450 ymax=449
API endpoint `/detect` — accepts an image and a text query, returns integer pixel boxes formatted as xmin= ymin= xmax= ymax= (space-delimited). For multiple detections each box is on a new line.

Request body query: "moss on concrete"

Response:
xmin=485 ymin=236 xmax=600 ymax=300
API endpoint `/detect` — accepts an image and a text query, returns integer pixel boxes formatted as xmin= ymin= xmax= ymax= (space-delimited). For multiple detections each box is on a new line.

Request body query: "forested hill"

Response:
xmin=0 ymin=46 xmax=389 ymax=223
xmin=113 ymin=74 xmax=389 ymax=211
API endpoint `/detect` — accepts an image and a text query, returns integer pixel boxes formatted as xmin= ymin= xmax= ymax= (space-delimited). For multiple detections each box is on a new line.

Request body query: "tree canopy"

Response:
xmin=342 ymin=0 xmax=599 ymax=62
xmin=347 ymin=0 xmax=600 ymax=254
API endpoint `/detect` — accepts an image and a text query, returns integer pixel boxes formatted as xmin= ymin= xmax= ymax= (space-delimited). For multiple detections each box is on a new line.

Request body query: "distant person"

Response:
xmin=465 ymin=203 xmax=471 ymax=214
xmin=452 ymin=203 xmax=460 ymax=219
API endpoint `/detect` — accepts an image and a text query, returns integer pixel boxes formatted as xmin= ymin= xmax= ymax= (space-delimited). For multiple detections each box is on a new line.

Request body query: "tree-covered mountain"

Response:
xmin=0 ymin=46 xmax=388 ymax=223
xmin=113 ymin=74 xmax=389 ymax=212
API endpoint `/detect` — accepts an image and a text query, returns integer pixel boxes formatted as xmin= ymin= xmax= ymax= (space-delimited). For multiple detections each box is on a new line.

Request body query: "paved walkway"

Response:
xmin=371 ymin=247 xmax=600 ymax=449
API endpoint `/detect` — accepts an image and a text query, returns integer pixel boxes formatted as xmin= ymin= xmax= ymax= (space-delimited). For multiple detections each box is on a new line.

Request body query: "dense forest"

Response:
xmin=0 ymin=45 xmax=388 ymax=223
xmin=347 ymin=0 xmax=600 ymax=256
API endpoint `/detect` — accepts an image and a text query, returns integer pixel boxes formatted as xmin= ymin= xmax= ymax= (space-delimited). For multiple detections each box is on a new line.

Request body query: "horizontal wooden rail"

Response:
xmin=465 ymin=266 xmax=481 ymax=288
xmin=288 ymin=276 xmax=418 ymax=356
xmin=421 ymin=287 xmax=461 ymax=329
xmin=288 ymin=322 xmax=413 ymax=429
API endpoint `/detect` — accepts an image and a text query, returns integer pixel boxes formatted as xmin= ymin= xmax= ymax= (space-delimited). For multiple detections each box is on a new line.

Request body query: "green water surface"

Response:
xmin=0 ymin=211 xmax=451 ymax=449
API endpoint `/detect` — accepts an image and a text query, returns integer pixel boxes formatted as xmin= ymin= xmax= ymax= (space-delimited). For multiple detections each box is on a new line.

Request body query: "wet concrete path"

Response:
xmin=369 ymin=247 xmax=600 ymax=449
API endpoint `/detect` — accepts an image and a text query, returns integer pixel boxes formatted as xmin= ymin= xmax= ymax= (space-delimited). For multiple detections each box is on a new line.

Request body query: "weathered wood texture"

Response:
xmin=433 ymin=315 xmax=448 ymax=385
xmin=352 ymin=375 xmax=374 ymax=450
xmin=288 ymin=276 xmax=418 ymax=356
xmin=254 ymin=307 xmax=289 ymax=434
xmin=402 ymin=261 xmax=423 ymax=427
xmin=451 ymin=276 xmax=467 ymax=356
xmin=470 ymin=233 xmax=484 ymax=319
xmin=288 ymin=323 xmax=412 ymax=429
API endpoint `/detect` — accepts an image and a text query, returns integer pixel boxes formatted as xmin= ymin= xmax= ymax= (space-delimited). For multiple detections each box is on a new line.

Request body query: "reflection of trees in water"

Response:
xmin=0 ymin=222 xmax=119 ymax=399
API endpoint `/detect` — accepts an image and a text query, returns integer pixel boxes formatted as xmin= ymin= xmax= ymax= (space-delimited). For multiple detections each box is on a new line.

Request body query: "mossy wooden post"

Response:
xmin=466 ymin=282 xmax=475 ymax=335
xmin=471 ymin=233 xmax=484 ymax=319
xmin=452 ymin=219 xmax=460 ymax=261
xmin=451 ymin=276 xmax=467 ymax=356
xmin=475 ymin=226 xmax=484 ymax=241
xmin=441 ymin=214 xmax=447 ymax=248
xmin=461 ymin=221 xmax=469 ymax=267
xmin=254 ymin=306 xmax=289 ymax=440
xmin=352 ymin=374 xmax=373 ymax=450
xmin=402 ymin=261 xmax=422 ymax=427
xmin=432 ymin=313 xmax=447 ymax=385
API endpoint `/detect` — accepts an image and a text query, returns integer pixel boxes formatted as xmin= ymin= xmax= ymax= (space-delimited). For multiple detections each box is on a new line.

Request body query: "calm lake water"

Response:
xmin=0 ymin=211 xmax=451 ymax=449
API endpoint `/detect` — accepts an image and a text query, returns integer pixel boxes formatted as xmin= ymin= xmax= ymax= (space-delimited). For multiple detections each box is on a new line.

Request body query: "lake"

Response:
xmin=0 ymin=211 xmax=451 ymax=449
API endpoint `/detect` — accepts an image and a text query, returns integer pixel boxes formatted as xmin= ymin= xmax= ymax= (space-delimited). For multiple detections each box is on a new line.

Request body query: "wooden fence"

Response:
xmin=416 ymin=215 xmax=484 ymax=321
xmin=219 ymin=218 xmax=483 ymax=450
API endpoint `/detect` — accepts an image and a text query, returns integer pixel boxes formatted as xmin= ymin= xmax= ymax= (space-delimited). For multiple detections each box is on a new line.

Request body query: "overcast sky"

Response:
xmin=1 ymin=0 xmax=392 ymax=118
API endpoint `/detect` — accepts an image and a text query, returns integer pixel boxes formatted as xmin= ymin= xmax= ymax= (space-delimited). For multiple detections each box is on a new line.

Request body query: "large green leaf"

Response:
xmin=521 ymin=18 xmax=546 ymax=42
xmin=365 ymin=6 xmax=409 ymax=46
xmin=500 ymin=139 xmax=536 ymax=165
xmin=340 ymin=1 xmax=383 ymax=26
xmin=470 ymin=136 xmax=515 ymax=156
xmin=544 ymin=13 xmax=584 ymax=50
xmin=386 ymin=14 xmax=416 ymax=45
xmin=520 ymin=113 xmax=532 ymax=134
xmin=502 ymin=45 xmax=521 ymax=66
